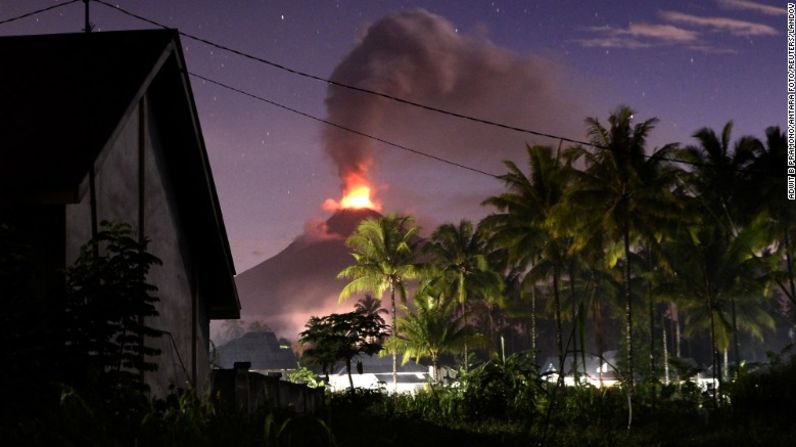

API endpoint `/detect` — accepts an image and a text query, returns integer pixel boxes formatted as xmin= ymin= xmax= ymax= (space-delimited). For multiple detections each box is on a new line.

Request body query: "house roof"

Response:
xmin=216 ymin=331 xmax=297 ymax=370
xmin=541 ymin=351 xmax=619 ymax=377
xmin=332 ymin=354 xmax=429 ymax=375
xmin=0 ymin=29 xmax=239 ymax=318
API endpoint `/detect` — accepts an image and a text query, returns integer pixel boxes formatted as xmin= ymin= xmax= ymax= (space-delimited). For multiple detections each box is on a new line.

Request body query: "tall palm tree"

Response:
xmin=482 ymin=144 xmax=573 ymax=368
xmin=425 ymin=220 xmax=503 ymax=364
xmin=656 ymin=221 xmax=774 ymax=406
xmin=563 ymin=106 xmax=681 ymax=388
xmin=677 ymin=122 xmax=763 ymax=368
xmin=355 ymin=294 xmax=388 ymax=318
xmin=745 ymin=127 xmax=796 ymax=318
xmin=386 ymin=285 xmax=484 ymax=380
xmin=338 ymin=214 xmax=421 ymax=391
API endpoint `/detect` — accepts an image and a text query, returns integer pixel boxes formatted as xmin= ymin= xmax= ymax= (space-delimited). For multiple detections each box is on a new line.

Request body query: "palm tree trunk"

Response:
xmin=723 ymin=348 xmax=729 ymax=382
xmin=461 ymin=301 xmax=468 ymax=372
xmin=346 ymin=358 xmax=354 ymax=391
xmin=530 ymin=279 xmax=537 ymax=365
xmin=730 ymin=297 xmax=740 ymax=378
xmin=623 ymin=223 xmax=634 ymax=388
xmin=391 ymin=286 xmax=397 ymax=392
xmin=569 ymin=260 xmax=578 ymax=383
xmin=459 ymin=274 xmax=469 ymax=372
xmin=674 ymin=306 xmax=681 ymax=358
xmin=553 ymin=266 xmax=564 ymax=371
xmin=592 ymin=280 xmax=604 ymax=387
xmin=647 ymin=248 xmax=655 ymax=383
xmin=662 ymin=314 xmax=669 ymax=384
xmin=707 ymin=290 xmax=719 ymax=408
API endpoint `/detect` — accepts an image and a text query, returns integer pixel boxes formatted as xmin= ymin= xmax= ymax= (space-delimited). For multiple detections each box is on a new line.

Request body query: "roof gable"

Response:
xmin=0 ymin=30 xmax=174 ymax=201
xmin=0 ymin=29 xmax=239 ymax=318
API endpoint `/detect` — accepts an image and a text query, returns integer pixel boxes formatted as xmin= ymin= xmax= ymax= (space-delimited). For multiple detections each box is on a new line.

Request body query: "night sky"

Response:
xmin=0 ymin=0 xmax=785 ymax=272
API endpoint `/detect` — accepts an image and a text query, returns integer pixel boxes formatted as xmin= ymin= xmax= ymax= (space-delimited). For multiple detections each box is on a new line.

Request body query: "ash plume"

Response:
xmin=323 ymin=9 xmax=584 ymax=190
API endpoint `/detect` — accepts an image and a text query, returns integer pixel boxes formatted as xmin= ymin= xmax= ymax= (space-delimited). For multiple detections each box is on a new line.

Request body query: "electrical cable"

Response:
xmin=93 ymin=0 xmax=779 ymax=178
xmin=0 ymin=0 xmax=81 ymax=26
xmin=190 ymin=72 xmax=502 ymax=179
xmin=3 ymin=0 xmax=779 ymax=179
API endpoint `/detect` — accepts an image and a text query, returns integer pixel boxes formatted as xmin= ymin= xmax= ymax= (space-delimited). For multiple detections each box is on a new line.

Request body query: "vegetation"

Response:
xmin=337 ymin=214 xmax=422 ymax=390
xmin=328 ymin=105 xmax=794 ymax=443
xmin=299 ymin=299 xmax=389 ymax=390
xmin=4 ymin=105 xmax=794 ymax=445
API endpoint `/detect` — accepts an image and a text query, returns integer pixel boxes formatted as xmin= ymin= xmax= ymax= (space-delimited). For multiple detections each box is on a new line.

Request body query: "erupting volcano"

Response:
xmin=234 ymin=206 xmax=384 ymax=338
xmin=322 ymin=174 xmax=382 ymax=212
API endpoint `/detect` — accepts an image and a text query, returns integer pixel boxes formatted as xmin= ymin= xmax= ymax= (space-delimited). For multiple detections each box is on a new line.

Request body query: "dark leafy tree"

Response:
xmin=64 ymin=221 xmax=163 ymax=395
xmin=299 ymin=307 xmax=388 ymax=391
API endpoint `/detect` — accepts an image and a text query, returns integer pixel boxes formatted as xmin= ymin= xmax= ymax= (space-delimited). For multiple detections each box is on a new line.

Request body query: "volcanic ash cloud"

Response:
xmin=322 ymin=9 xmax=583 ymax=193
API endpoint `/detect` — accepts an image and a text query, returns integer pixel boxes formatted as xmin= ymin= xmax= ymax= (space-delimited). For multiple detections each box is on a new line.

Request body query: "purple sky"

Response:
xmin=1 ymin=0 xmax=785 ymax=272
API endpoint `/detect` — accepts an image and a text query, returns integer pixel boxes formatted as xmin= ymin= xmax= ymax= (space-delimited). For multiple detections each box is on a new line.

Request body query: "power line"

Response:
xmin=92 ymin=0 xmax=597 ymax=148
xmin=190 ymin=72 xmax=502 ymax=179
xmin=0 ymin=0 xmax=80 ymax=27
xmin=92 ymin=0 xmax=777 ymax=178
xmin=3 ymin=1 xmax=778 ymax=179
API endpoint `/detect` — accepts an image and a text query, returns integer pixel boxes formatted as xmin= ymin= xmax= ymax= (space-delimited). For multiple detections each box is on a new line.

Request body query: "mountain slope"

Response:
xmin=234 ymin=208 xmax=382 ymax=337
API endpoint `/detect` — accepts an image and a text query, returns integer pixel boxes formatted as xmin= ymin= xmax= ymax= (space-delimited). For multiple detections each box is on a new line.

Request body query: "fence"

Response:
xmin=211 ymin=362 xmax=325 ymax=414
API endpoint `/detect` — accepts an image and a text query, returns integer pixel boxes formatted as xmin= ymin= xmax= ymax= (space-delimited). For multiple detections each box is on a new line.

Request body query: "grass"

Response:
xmin=4 ymin=352 xmax=796 ymax=446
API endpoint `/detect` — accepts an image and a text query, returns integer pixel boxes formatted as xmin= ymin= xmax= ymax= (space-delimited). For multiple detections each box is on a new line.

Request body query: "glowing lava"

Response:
xmin=340 ymin=185 xmax=378 ymax=209
xmin=323 ymin=176 xmax=382 ymax=211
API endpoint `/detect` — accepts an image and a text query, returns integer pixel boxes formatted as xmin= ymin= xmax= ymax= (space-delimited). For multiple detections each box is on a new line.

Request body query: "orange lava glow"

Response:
xmin=323 ymin=175 xmax=382 ymax=211
xmin=340 ymin=185 xmax=378 ymax=209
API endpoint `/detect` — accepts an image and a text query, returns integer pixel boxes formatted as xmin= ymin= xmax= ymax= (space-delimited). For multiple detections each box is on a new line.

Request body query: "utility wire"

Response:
xmin=0 ymin=0 xmax=80 ymax=26
xmin=190 ymin=72 xmax=502 ymax=179
xmin=94 ymin=0 xmax=778 ymax=178
xmin=3 ymin=1 xmax=778 ymax=178
xmin=90 ymin=0 xmax=602 ymax=150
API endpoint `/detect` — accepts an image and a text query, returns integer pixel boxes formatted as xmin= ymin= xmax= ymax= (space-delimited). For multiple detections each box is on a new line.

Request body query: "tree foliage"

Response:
xmin=64 ymin=221 xmax=163 ymax=394
xmin=300 ymin=301 xmax=389 ymax=391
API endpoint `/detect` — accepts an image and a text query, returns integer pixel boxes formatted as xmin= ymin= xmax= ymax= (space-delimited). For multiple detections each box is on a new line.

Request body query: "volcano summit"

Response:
xmin=234 ymin=208 xmax=382 ymax=338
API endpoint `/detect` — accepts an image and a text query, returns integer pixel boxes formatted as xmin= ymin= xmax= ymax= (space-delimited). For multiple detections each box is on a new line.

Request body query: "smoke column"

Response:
xmin=323 ymin=9 xmax=582 ymax=193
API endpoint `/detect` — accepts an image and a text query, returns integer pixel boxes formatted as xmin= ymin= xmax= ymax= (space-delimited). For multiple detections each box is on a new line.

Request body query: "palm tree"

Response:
xmin=482 ymin=144 xmax=574 ymax=368
xmin=677 ymin=122 xmax=763 ymax=368
xmin=386 ymin=285 xmax=484 ymax=381
xmin=338 ymin=214 xmax=421 ymax=391
xmin=355 ymin=294 xmax=388 ymax=318
xmin=656 ymin=221 xmax=773 ymax=406
xmin=564 ymin=105 xmax=682 ymax=388
xmin=745 ymin=127 xmax=796 ymax=319
xmin=425 ymin=220 xmax=503 ymax=364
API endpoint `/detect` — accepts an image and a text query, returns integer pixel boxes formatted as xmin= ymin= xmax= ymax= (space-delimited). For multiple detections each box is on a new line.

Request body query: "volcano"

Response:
xmin=234 ymin=208 xmax=383 ymax=338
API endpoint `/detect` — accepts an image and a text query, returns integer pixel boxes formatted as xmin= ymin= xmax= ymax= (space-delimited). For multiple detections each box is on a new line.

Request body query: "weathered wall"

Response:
xmin=142 ymin=98 xmax=196 ymax=396
xmin=64 ymin=96 xmax=211 ymax=397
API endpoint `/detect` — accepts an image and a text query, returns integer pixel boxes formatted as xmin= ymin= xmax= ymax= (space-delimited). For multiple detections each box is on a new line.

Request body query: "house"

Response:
xmin=327 ymin=354 xmax=432 ymax=394
xmin=215 ymin=331 xmax=298 ymax=374
xmin=541 ymin=351 xmax=621 ymax=387
xmin=0 ymin=29 xmax=239 ymax=396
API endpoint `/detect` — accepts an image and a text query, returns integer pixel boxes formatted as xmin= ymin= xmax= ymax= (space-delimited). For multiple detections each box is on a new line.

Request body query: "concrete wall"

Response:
xmin=64 ymin=95 xmax=211 ymax=397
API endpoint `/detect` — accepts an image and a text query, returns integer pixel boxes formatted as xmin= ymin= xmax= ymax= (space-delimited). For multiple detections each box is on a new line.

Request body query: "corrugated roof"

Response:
xmin=332 ymin=354 xmax=428 ymax=375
